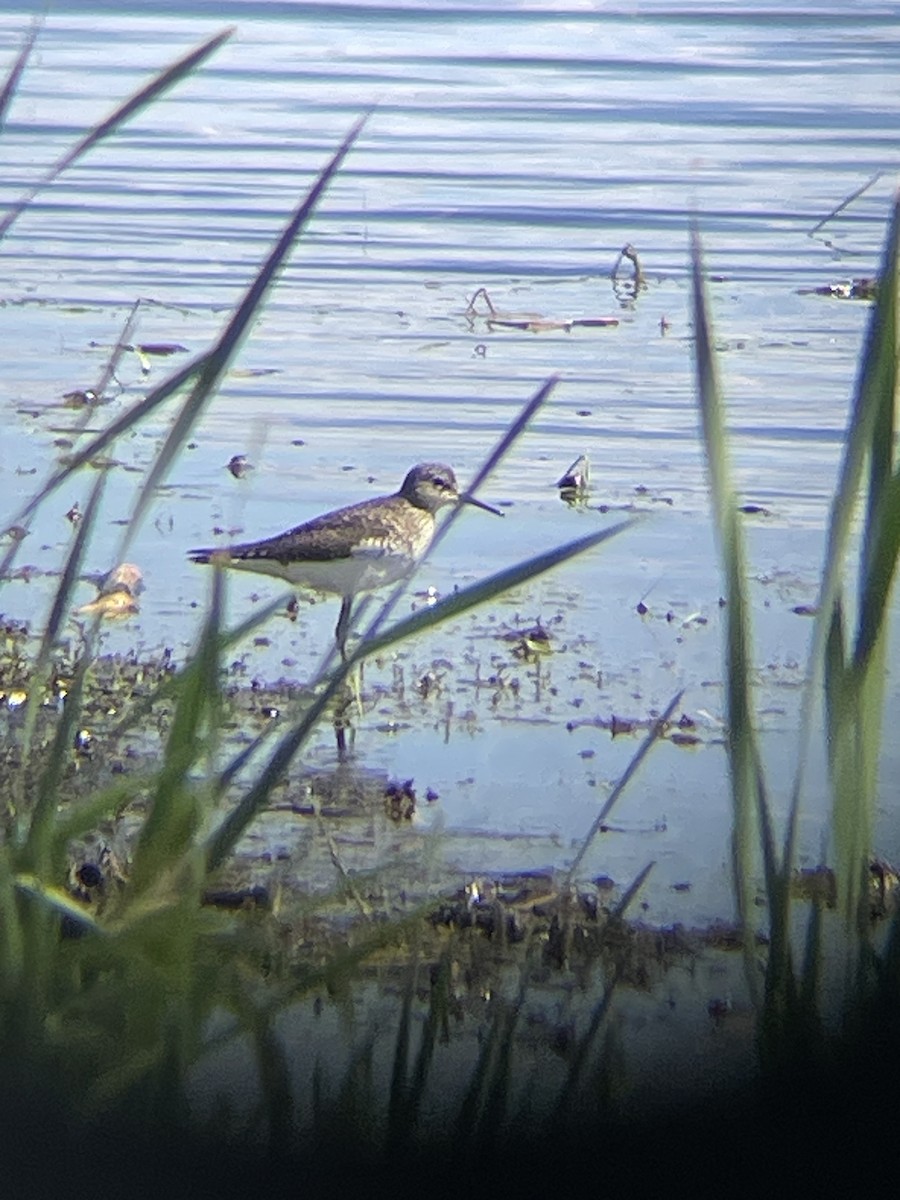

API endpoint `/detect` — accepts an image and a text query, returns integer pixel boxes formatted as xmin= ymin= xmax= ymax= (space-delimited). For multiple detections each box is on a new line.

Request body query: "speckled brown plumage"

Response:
xmin=188 ymin=462 xmax=501 ymax=658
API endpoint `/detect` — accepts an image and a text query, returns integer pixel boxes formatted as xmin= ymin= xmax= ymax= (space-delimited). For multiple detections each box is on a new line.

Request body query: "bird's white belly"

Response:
xmin=228 ymin=542 xmax=417 ymax=596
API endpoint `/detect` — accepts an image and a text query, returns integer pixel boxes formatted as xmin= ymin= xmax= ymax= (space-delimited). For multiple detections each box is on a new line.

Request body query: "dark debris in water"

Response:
xmin=738 ymin=503 xmax=772 ymax=517
xmin=790 ymin=859 xmax=900 ymax=919
xmin=383 ymin=778 xmax=416 ymax=821
xmin=428 ymin=870 xmax=767 ymax=984
xmin=61 ymin=388 xmax=101 ymax=408
xmin=566 ymin=708 xmax=713 ymax=746
xmin=798 ymin=277 xmax=878 ymax=301
xmin=556 ymin=453 xmax=590 ymax=505
xmin=500 ymin=618 xmax=556 ymax=661
xmin=226 ymin=453 xmax=253 ymax=479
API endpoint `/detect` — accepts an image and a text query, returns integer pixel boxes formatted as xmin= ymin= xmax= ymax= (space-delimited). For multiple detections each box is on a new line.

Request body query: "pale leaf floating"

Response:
xmin=75 ymin=562 xmax=143 ymax=619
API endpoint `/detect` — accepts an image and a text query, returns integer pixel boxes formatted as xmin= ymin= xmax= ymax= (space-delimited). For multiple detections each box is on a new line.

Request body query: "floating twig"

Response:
xmin=465 ymin=287 xmax=619 ymax=332
xmin=611 ymin=242 xmax=645 ymax=289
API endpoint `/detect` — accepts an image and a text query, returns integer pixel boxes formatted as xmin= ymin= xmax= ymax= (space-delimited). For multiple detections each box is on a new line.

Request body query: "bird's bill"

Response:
xmin=459 ymin=492 xmax=504 ymax=517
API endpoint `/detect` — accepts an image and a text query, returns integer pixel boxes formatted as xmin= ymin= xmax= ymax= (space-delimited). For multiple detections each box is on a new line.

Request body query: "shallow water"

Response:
xmin=1 ymin=1 xmax=898 ymax=934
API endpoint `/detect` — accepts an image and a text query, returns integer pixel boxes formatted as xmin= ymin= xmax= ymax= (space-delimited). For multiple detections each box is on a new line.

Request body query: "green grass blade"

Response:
xmin=854 ymin=461 xmax=900 ymax=672
xmin=0 ymin=27 xmax=234 ymax=241
xmin=858 ymin=216 xmax=898 ymax=608
xmin=108 ymin=591 xmax=288 ymax=742
xmin=13 ymin=873 xmax=102 ymax=936
xmin=0 ymin=845 xmax=25 ymax=985
xmin=127 ymin=570 xmax=224 ymax=897
xmin=793 ymin=194 xmax=900 ymax=805
xmin=691 ymin=223 xmax=763 ymax=1004
xmin=27 ymin=644 xmax=98 ymax=875
xmin=49 ymin=775 xmax=152 ymax=866
xmin=15 ymin=470 xmax=107 ymax=855
xmin=823 ymin=199 xmax=899 ymax=930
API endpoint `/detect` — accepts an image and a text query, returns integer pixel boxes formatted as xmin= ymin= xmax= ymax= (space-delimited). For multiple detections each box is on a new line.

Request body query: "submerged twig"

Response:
xmin=564 ymin=689 xmax=684 ymax=887
xmin=465 ymin=286 xmax=497 ymax=316
xmin=810 ymin=172 xmax=883 ymax=236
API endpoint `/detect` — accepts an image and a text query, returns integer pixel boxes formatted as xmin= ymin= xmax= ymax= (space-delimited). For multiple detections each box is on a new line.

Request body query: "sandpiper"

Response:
xmin=189 ymin=462 xmax=502 ymax=658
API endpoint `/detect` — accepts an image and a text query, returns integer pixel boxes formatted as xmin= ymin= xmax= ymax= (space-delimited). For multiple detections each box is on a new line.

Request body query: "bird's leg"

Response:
xmin=332 ymin=596 xmax=362 ymax=753
xmin=335 ymin=595 xmax=353 ymax=662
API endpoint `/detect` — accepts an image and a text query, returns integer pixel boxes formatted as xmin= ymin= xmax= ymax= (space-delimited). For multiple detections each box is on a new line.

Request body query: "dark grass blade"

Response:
xmin=452 ymin=996 xmax=517 ymax=1154
xmin=204 ymin=520 xmax=633 ymax=873
xmin=352 ymin=521 xmax=631 ymax=665
xmin=385 ymin=954 xmax=420 ymax=1152
xmin=443 ymin=375 xmax=558 ymax=543
xmin=471 ymin=984 xmax=525 ymax=1155
xmin=117 ymin=112 xmax=369 ymax=559
xmin=348 ymin=375 xmax=559 ymax=664
xmin=93 ymin=298 xmax=144 ymax=404
xmin=53 ymin=300 xmax=149 ymax=459
xmin=388 ymin=951 xmax=450 ymax=1151
xmin=0 ymin=27 xmax=234 ymax=241
xmin=555 ymin=963 xmax=620 ymax=1126
xmin=1 ymin=352 xmax=210 ymax=585
xmin=611 ymin=859 xmax=656 ymax=920
xmin=0 ymin=17 xmax=40 ymax=133
xmin=247 ymin=1008 xmax=294 ymax=1155
xmin=3 ymin=112 xmax=368 ymax=586
xmin=431 ymin=372 xmax=558 ymax=562
xmin=809 ymin=172 xmax=883 ymax=236
xmin=554 ymin=860 xmax=652 ymax=1123
xmin=430 ymin=373 xmax=558 ymax=564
